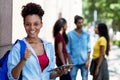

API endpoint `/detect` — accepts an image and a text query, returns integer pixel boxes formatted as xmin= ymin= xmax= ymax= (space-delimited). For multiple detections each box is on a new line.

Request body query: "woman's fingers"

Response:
xmin=24 ymin=46 xmax=31 ymax=60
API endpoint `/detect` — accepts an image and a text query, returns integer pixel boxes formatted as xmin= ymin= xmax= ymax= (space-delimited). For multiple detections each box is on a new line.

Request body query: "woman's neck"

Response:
xmin=25 ymin=37 xmax=41 ymax=44
xmin=59 ymin=29 xmax=63 ymax=35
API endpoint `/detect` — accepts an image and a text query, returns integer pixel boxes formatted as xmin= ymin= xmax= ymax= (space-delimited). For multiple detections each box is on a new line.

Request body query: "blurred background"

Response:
xmin=0 ymin=0 xmax=120 ymax=80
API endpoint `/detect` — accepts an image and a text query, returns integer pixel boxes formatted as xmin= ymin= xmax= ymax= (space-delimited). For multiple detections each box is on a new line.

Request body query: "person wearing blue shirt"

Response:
xmin=7 ymin=3 xmax=66 ymax=80
xmin=67 ymin=15 xmax=91 ymax=80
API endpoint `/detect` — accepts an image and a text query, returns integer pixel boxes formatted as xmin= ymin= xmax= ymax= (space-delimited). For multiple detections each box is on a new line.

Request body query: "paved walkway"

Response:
xmin=108 ymin=45 xmax=120 ymax=80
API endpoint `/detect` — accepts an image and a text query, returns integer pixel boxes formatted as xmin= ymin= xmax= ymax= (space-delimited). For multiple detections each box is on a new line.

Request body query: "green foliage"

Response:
xmin=82 ymin=0 xmax=120 ymax=31
xmin=113 ymin=40 xmax=120 ymax=47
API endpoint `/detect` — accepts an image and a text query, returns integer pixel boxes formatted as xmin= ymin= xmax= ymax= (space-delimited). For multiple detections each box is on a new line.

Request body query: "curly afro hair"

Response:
xmin=21 ymin=2 xmax=44 ymax=21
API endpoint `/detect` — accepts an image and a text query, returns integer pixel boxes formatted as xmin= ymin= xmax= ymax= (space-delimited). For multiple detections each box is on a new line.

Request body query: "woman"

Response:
xmin=90 ymin=23 xmax=110 ymax=80
xmin=53 ymin=18 xmax=72 ymax=80
xmin=7 ymin=3 xmax=65 ymax=80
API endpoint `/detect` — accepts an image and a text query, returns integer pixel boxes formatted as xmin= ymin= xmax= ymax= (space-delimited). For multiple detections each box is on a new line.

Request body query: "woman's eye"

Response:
xmin=25 ymin=23 xmax=30 ymax=26
xmin=24 ymin=22 xmax=40 ymax=27
xmin=34 ymin=23 xmax=39 ymax=26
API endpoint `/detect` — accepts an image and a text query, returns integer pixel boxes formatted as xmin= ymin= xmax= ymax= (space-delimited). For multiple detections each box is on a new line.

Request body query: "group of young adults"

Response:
xmin=7 ymin=2 xmax=110 ymax=80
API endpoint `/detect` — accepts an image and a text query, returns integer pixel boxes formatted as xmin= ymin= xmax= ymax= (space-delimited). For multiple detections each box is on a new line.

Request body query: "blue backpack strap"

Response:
xmin=0 ymin=39 xmax=26 ymax=80
xmin=14 ymin=39 xmax=26 ymax=59
xmin=18 ymin=40 xmax=26 ymax=59
xmin=14 ymin=39 xmax=26 ymax=80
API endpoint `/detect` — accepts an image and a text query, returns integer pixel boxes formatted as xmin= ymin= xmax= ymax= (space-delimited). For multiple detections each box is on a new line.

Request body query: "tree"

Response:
xmin=82 ymin=0 xmax=120 ymax=31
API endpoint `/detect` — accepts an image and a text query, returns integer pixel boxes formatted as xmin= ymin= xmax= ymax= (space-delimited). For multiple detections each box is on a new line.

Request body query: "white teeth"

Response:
xmin=30 ymin=31 xmax=35 ymax=34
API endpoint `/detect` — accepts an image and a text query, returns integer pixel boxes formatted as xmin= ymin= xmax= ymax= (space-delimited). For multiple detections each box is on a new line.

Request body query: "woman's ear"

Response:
xmin=40 ymin=22 xmax=43 ymax=28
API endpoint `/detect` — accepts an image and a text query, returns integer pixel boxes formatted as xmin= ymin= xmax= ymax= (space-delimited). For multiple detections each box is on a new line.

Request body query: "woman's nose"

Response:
xmin=30 ymin=24 xmax=34 ymax=29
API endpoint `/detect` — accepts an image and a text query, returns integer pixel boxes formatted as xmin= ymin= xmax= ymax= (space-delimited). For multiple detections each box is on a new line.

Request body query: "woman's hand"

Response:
xmin=24 ymin=47 xmax=31 ymax=60
xmin=93 ymin=67 xmax=99 ymax=80
xmin=85 ymin=60 xmax=90 ymax=69
xmin=50 ymin=67 xmax=65 ymax=78
xmin=50 ymin=65 xmax=72 ymax=78
xmin=56 ymin=67 xmax=66 ymax=76
xmin=11 ymin=46 xmax=31 ymax=78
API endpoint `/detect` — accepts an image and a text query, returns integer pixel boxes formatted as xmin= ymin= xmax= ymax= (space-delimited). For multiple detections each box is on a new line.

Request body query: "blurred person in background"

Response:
xmin=53 ymin=18 xmax=72 ymax=80
xmin=67 ymin=15 xmax=91 ymax=80
xmin=90 ymin=23 xmax=110 ymax=80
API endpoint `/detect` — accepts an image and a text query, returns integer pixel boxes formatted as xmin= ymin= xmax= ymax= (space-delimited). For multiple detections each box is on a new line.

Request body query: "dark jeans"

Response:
xmin=60 ymin=72 xmax=71 ymax=80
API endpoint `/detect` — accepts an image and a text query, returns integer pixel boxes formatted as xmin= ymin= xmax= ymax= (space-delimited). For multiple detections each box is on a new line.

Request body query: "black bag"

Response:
xmin=90 ymin=58 xmax=98 ymax=75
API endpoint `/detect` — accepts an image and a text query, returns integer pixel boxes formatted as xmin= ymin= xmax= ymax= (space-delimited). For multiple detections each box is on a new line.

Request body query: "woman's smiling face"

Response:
xmin=24 ymin=14 xmax=42 ymax=38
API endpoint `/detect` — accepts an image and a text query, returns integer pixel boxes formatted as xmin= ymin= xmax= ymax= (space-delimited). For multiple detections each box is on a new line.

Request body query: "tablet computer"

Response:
xmin=48 ymin=64 xmax=75 ymax=72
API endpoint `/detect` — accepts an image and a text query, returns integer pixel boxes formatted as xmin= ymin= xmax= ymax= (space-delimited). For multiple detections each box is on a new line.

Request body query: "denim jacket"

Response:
xmin=7 ymin=38 xmax=55 ymax=80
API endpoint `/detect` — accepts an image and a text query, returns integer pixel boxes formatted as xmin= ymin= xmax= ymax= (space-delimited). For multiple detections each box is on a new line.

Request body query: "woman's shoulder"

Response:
xmin=99 ymin=36 xmax=106 ymax=42
xmin=99 ymin=36 xmax=106 ymax=40
xmin=41 ymin=38 xmax=53 ymax=45
xmin=55 ymin=33 xmax=62 ymax=38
